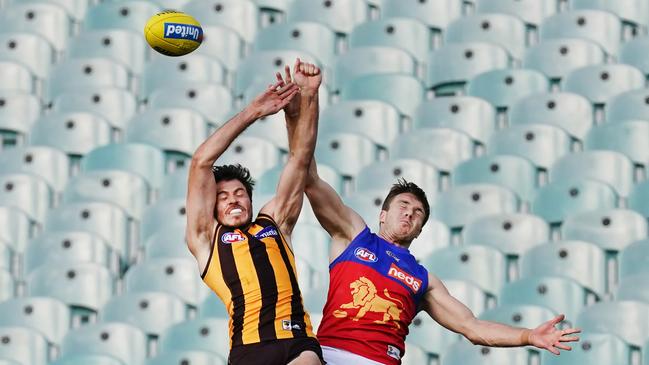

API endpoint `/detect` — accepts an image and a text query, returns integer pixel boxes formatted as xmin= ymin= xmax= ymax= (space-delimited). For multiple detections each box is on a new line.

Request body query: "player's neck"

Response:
xmin=378 ymin=230 xmax=411 ymax=250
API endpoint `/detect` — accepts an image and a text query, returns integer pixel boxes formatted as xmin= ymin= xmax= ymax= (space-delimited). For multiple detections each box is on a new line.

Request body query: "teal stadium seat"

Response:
xmin=443 ymin=339 xmax=530 ymax=365
xmin=541 ymin=332 xmax=631 ymax=365
xmin=60 ymin=322 xmax=147 ymax=365
xmin=25 ymin=0 xmax=89 ymax=23
xmin=50 ymin=355 xmax=125 ymax=365
xmin=479 ymin=304 xmax=556 ymax=329
xmin=524 ymin=39 xmax=606 ymax=83
xmin=215 ymin=135 xmax=282 ymax=179
xmin=101 ymin=292 xmax=188 ymax=338
xmin=0 ymin=172 xmax=52 ymax=225
xmin=141 ymin=199 xmax=186 ymax=242
xmin=333 ymin=47 xmax=416 ymax=92
xmin=475 ymin=0 xmax=557 ymax=28
xmin=606 ymin=88 xmax=649 ymax=123
xmin=427 ymin=42 xmax=510 ymax=94
xmin=0 ymin=242 xmax=11 ymax=273
xmin=0 ymin=61 xmax=34 ymax=94
xmin=341 ymin=74 xmax=425 ymax=118
xmin=0 ymin=269 xmax=14 ymax=302
xmin=532 ymin=179 xmax=618 ymax=224
xmin=540 ymin=10 xmax=622 ymax=56
xmin=287 ymin=0 xmax=369 ymax=35
xmin=400 ymin=343 xmax=427 ymax=365
xmin=616 ymin=273 xmax=649 ymax=303
xmin=53 ymin=87 xmax=137 ymax=132
xmin=467 ymin=68 xmax=550 ymax=111
xmin=564 ymin=64 xmax=645 ymax=107
xmin=392 ymin=128 xmax=474 ymax=173
xmin=620 ymin=36 xmax=649 ymax=77
xmin=562 ymin=209 xmax=647 ymax=253
xmin=0 ymin=326 xmax=48 ymax=365
xmin=343 ymin=189 xmax=389 ymax=231
xmin=619 ymin=239 xmax=649 ymax=278
xmin=147 ymin=351 xmax=225 ymax=365
xmin=0 ymin=2 xmax=70 ymax=54
xmin=0 ymin=296 xmax=70 ymax=346
xmin=0 ymin=32 xmax=53 ymax=81
xmin=356 ymin=159 xmax=439 ymax=198
xmin=577 ymin=301 xmax=649 ymax=347
xmin=256 ymin=162 xmax=343 ymax=200
xmin=196 ymin=25 xmax=243 ymax=73
xmin=183 ymin=0 xmax=258 ymax=43
xmin=445 ymin=13 xmax=527 ymax=60
xmin=143 ymin=55 xmax=227 ymax=100
xmin=0 ymin=206 xmax=31 ymax=256
xmin=159 ymin=318 xmax=230 ymax=359
xmin=380 ymin=0 xmax=463 ymax=32
xmin=0 ymin=145 xmax=69 ymax=193
xmin=586 ymin=120 xmax=649 ymax=167
xmin=48 ymin=58 xmax=130 ymax=102
xmin=315 ymin=132 xmax=377 ymax=178
xmin=463 ymin=213 xmax=550 ymax=257
xmin=452 ymin=154 xmax=538 ymax=203
xmin=85 ymin=0 xmax=160 ymax=33
xmin=68 ymin=29 xmax=147 ymax=76
xmin=521 ymin=240 xmax=607 ymax=298
xmin=571 ymin=0 xmax=649 ymax=29
xmin=487 ymin=124 xmax=573 ymax=170
xmin=509 ymin=92 xmax=593 ymax=140
xmin=0 ymin=91 xmax=41 ymax=145
xmin=291 ymin=223 xmax=331 ymax=270
xmin=143 ymin=226 xmax=194 ymax=261
xmin=199 ymin=294 xmax=229 ymax=319
xmin=28 ymin=112 xmax=112 ymax=158
xmin=159 ymin=167 xmax=189 ymax=200
xmin=148 ymin=84 xmax=233 ymax=128
xmin=414 ymin=96 xmax=497 ymax=145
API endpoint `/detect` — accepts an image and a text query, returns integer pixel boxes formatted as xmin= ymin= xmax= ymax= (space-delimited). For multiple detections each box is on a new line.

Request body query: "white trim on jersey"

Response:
xmin=322 ymin=346 xmax=387 ymax=365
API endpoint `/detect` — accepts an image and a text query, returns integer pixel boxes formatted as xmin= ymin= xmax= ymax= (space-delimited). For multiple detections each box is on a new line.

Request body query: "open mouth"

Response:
xmin=228 ymin=207 xmax=243 ymax=216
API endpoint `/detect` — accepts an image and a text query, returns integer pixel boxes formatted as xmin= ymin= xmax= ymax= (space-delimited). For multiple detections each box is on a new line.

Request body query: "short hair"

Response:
xmin=381 ymin=179 xmax=430 ymax=225
xmin=212 ymin=164 xmax=255 ymax=199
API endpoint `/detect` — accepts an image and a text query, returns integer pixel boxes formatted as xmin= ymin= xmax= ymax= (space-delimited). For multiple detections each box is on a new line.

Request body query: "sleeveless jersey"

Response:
xmin=317 ymin=227 xmax=429 ymax=365
xmin=201 ymin=213 xmax=315 ymax=348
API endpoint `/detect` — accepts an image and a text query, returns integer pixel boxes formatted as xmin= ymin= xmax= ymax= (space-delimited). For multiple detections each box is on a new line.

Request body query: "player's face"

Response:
xmin=380 ymin=193 xmax=425 ymax=243
xmin=215 ymin=179 xmax=252 ymax=227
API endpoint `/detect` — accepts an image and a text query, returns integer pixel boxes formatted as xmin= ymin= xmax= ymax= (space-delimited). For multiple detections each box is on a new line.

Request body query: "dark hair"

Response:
xmin=381 ymin=179 xmax=430 ymax=225
xmin=212 ymin=164 xmax=255 ymax=199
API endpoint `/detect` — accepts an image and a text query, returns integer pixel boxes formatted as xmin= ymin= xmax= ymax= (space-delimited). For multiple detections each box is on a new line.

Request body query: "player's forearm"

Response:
xmin=289 ymin=90 xmax=319 ymax=166
xmin=465 ymin=319 xmax=531 ymax=347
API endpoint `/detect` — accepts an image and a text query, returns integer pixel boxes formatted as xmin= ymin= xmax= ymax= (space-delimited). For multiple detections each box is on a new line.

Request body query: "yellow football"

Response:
xmin=144 ymin=10 xmax=203 ymax=57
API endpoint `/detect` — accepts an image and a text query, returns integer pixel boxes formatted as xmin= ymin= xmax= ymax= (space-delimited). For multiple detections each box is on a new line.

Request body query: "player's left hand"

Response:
xmin=292 ymin=58 xmax=321 ymax=93
xmin=529 ymin=314 xmax=581 ymax=355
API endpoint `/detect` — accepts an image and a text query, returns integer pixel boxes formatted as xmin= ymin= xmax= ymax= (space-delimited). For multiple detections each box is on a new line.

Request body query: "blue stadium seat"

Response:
xmin=445 ymin=13 xmax=527 ymax=60
xmin=452 ymin=154 xmax=538 ymax=203
xmin=67 ymin=29 xmax=147 ymax=76
xmin=101 ymin=292 xmax=188 ymax=338
xmin=196 ymin=25 xmax=243 ymax=73
xmin=606 ymin=88 xmax=649 ymax=123
xmin=521 ymin=240 xmax=607 ymax=298
xmin=0 ymin=268 xmax=14 ymax=302
xmin=291 ymin=223 xmax=330 ymax=270
xmin=198 ymin=294 xmax=228 ymax=319
xmin=0 ymin=145 xmax=69 ymax=193
xmin=619 ymin=239 xmax=649 ymax=278
xmin=577 ymin=301 xmax=649 ymax=348
xmin=620 ymin=36 xmax=649 ymax=77
xmin=0 ymin=326 xmax=48 ymax=365
xmin=287 ymin=0 xmax=369 ymax=35
xmin=0 ymin=172 xmax=52 ymax=225
xmin=0 ymin=60 xmax=34 ymax=94
xmin=85 ymin=0 xmax=160 ymax=33
xmin=524 ymin=39 xmax=606 ymax=82
xmin=571 ymin=0 xmax=649 ymax=29
xmin=561 ymin=209 xmax=646 ymax=253
xmin=443 ymin=338 xmax=530 ymax=365
xmin=159 ymin=318 xmax=230 ymax=359
xmin=541 ymin=332 xmax=631 ymax=365
xmin=147 ymin=350 xmax=225 ymax=365
xmin=509 ymin=92 xmax=593 ymax=140
xmin=531 ymin=179 xmax=618 ymax=224
xmin=143 ymin=55 xmax=227 ymax=100
xmin=487 ymin=124 xmax=573 ymax=170
xmin=216 ymin=135 xmax=283 ymax=180
xmin=343 ymin=189 xmax=389 ymax=231
xmin=0 ymin=32 xmax=53 ymax=81
xmin=50 ymin=355 xmax=125 ymax=365
xmin=183 ymin=0 xmax=258 ymax=43
xmin=341 ymin=74 xmax=424 ymax=118
xmin=0 ymin=91 xmax=41 ymax=145
xmin=0 ymin=2 xmax=70 ymax=54
xmin=0 ymin=242 xmax=11 ymax=273
xmin=141 ymin=199 xmax=186 ymax=242
xmin=463 ymin=213 xmax=549 ymax=257
xmin=380 ymin=0 xmax=463 ymax=32
xmin=28 ymin=0 xmax=89 ymax=23
xmin=563 ymin=64 xmax=645 ymax=106
xmin=48 ymin=58 xmax=130 ymax=102
xmin=414 ymin=96 xmax=496 ymax=145
xmin=0 ymin=296 xmax=70 ymax=347
xmin=150 ymin=84 xmax=232 ymax=128
xmin=143 ymin=224 xmax=193 ymax=260
xmin=467 ymin=68 xmax=550 ymax=111
xmin=315 ymin=132 xmax=378 ymax=178
xmin=235 ymin=50 xmax=318 ymax=96
xmin=28 ymin=112 xmax=112 ymax=157
xmin=550 ymin=151 xmax=635 ymax=198
xmin=60 ymin=322 xmax=147 ymax=365
xmin=356 ymin=159 xmax=439 ymax=198
xmin=53 ymin=87 xmax=137 ymax=132
xmin=616 ymin=273 xmax=649 ymax=303
xmin=256 ymin=162 xmax=344 ymax=196
xmin=475 ymin=0 xmax=558 ymax=27
xmin=585 ymin=119 xmax=649 ymax=166
xmin=333 ymin=47 xmax=416 ymax=92
xmin=410 ymin=218 xmax=452 ymax=261
xmin=392 ymin=128 xmax=474 ymax=173
xmin=159 ymin=167 xmax=189 ymax=200
xmin=479 ymin=304 xmax=556 ymax=330
xmin=540 ymin=10 xmax=622 ymax=56
xmin=0 ymin=206 xmax=31 ymax=256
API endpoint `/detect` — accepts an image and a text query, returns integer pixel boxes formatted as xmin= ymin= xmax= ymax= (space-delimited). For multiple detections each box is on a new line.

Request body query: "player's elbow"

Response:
xmin=461 ymin=319 xmax=485 ymax=346
xmin=190 ymin=150 xmax=214 ymax=169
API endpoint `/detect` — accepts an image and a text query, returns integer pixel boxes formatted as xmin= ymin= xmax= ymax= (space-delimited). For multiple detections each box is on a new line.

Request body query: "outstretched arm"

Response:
xmin=422 ymin=274 xmax=581 ymax=354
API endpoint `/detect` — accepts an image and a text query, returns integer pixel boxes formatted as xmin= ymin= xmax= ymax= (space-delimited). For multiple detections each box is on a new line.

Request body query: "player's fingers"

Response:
xmin=279 ymin=83 xmax=298 ymax=98
xmin=293 ymin=58 xmax=301 ymax=74
xmin=562 ymin=328 xmax=581 ymax=336
xmin=550 ymin=314 xmax=565 ymax=326
xmin=548 ymin=347 xmax=560 ymax=356
xmin=555 ymin=343 xmax=572 ymax=351
xmin=284 ymin=65 xmax=292 ymax=83
xmin=268 ymin=80 xmax=283 ymax=91
xmin=560 ymin=336 xmax=580 ymax=342
xmin=279 ymin=89 xmax=299 ymax=106
xmin=275 ymin=72 xmax=285 ymax=86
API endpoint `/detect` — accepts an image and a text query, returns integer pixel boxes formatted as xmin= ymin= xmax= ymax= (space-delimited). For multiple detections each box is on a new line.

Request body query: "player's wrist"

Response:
xmin=520 ymin=329 xmax=532 ymax=346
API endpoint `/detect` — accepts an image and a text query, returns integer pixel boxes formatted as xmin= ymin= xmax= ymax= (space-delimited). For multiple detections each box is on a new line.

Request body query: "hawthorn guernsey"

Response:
xmin=317 ymin=227 xmax=429 ymax=364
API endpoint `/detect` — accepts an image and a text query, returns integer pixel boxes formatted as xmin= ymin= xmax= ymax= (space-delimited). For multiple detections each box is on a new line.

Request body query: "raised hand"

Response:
xmin=292 ymin=58 xmax=322 ymax=93
xmin=529 ymin=314 xmax=581 ymax=355
xmin=276 ymin=65 xmax=300 ymax=118
xmin=249 ymin=80 xmax=299 ymax=119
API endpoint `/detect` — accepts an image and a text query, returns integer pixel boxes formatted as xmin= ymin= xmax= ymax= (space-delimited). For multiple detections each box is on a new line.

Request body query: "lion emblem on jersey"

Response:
xmin=332 ymin=276 xmax=403 ymax=329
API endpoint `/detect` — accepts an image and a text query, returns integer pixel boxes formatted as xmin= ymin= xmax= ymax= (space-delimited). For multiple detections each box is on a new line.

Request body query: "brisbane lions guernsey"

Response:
xmin=317 ymin=227 xmax=429 ymax=364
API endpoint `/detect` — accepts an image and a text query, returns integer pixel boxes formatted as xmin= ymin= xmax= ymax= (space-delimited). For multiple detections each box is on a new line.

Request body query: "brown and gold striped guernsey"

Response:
xmin=201 ymin=213 xmax=315 ymax=348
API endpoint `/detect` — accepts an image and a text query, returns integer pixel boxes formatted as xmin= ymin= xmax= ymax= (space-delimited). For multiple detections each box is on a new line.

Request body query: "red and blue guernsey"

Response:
xmin=317 ymin=227 xmax=429 ymax=364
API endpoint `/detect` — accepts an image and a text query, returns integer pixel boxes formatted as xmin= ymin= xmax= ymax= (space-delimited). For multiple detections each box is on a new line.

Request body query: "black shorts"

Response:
xmin=228 ymin=337 xmax=325 ymax=365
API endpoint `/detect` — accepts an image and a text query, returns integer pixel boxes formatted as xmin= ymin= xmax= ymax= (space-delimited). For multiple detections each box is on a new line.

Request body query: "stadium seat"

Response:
xmin=291 ymin=223 xmax=330 ymax=269
xmin=562 ymin=209 xmax=646 ymax=253
xmin=28 ymin=0 xmax=88 ymax=23
xmin=606 ymin=88 xmax=649 ymax=123
xmin=0 ymin=172 xmax=52 ymax=225
xmin=60 ymin=322 xmax=147 ymax=365
xmin=0 ymin=296 xmax=70 ymax=346
xmin=521 ymin=240 xmax=607 ymax=297
xmin=540 ymin=10 xmax=622 ymax=56
xmin=101 ymin=292 xmax=188 ymax=338
xmin=148 ymin=84 xmax=233 ymax=128
xmin=67 ymin=29 xmax=147 ymax=76
xmin=422 ymin=244 xmax=507 ymax=296
xmin=532 ymin=179 xmax=618 ymax=224
xmin=356 ymin=159 xmax=439 ymax=198
xmin=620 ymin=36 xmax=649 ymax=77
xmin=380 ymin=0 xmax=463 ymax=32
xmin=81 ymin=143 xmax=166 ymax=191
xmin=333 ymin=47 xmax=416 ymax=92
xmin=341 ymin=74 xmax=424 ymax=118
xmin=0 ymin=269 xmax=14 ymax=302
xmin=287 ymin=0 xmax=369 ymax=35
xmin=452 ymin=155 xmax=537 ymax=203
xmin=216 ymin=135 xmax=282 ymax=180
xmin=143 ymin=225 xmax=193 ymax=260
xmin=199 ymin=295 xmax=228 ymax=320
xmin=509 ymin=92 xmax=593 ymax=140
xmin=550 ymin=151 xmax=635 ymax=198
xmin=320 ymin=100 xmax=400 ymax=149
xmin=0 ymin=2 xmax=70 ymax=54
xmin=256 ymin=161 xmax=344 ymax=197
xmin=350 ymin=17 xmax=431 ymax=65
xmin=141 ymin=199 xmax=187 ymax=242
xmin=0 ymin=206 xmax=31 ymax=255
xmin=479 ymin=304 xmax=556 ymax=329
xmin=159 ymin=317 xmax=230 ymax=359
xmin=125 ymin=258 xmax=210 ymax=308
xmin=25 ymin=231 xmax=113 ymax=275
xmin=50 ymin=355 xmax=126 ymax=365
xmin=400 ymin=343 xmax=427 ymax=365
xmin=0 ymin=91 xmax=41 ymax=145
xmin=475 ymin=0 xmax=557 ymax=27
xmin=52 ymin=88 xmax=137 ymax=132
xmin=126 ymin=108 xmax=208 ymax=160
xmin=445 ymin=13 xmax=527 ymax=60
xmin=541 ymin=332 xmax=631 ymax=365
xmin=0 ymin=32 xmax=53 ymax=81
xmin=410 ymin=218 xmax=452 ymax=260
xmin=147 ymin=350 xmax=225 ymax=365
xmin=501 ymin=276 xmax=587 ymax=325
xmin=463 ymin=213 xmax=550 ymax=257
xmin=0 ymin=145 xmax=69 ymax=193
xmin=48 ymin=58 xmax=130 ymax=102
xmin=343 ymin=189 xmax=389 ymax=231
xmin=0 ymin=242 xmax=11 ymax=273
xmin=196 ymin=25 xmax=244 ymax=73
xmin=619 ymin=239 xmax=649 ymax=278
xmin=143 ymin=54 xmax=227 ymax=100
xmin=443 ymin=338 xmax=530 ymax=365
xmin=585 ymin=120 xmax=649 ymax=166
xmin=616 ymin=273 xmax=649 ymax=303
xmin=571 ymin=0 xmax=649 ymax=30
xmin=183 ymin=0 xmax=258 ymax=43
xmin=577 ymin=300 xmax=649 ymax=347
xmin=26 ymin=262 xmax=115 ymax=315
xmin=28 ymin=112 xmax=112 ymax=158
xmin=487 ymin=124 xmax=573 ymax=170
xmin=0 ymin=60 xmax=34 ymax=94
xmin=468 ymin=68 xmax=549 ymax=111
xmin=159 ymin=167 xmax=189 ymax=200
xmin=0 ymin=326 xmax=48 ymax=365
xmin=45 ymin=201 xmax=130 ymax=263
xmin=85 ymin=0 xmax=161 ymax=33
xmin=524 ymin=39 xmax=606 ymax=83
xmin=392 ymin=128 xmax=474 ymax=173
xmin=63 ymin=170 xmax=149 ymax=220
xmin=315 ymin=132 xmax=378 ymax=178
xmin=563 ymin=64 xmax=645 ymax=106
xmin=427 ymin=42 xmax=511 ymax=94
xmin=414 ymin=96 xmax=496 ymax=145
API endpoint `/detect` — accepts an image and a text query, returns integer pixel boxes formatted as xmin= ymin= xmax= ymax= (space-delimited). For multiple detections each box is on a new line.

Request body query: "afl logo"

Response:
xmin=354 ymin=247 xmax=378 ymax=262
xmin=221 ymin=232 xmax=246 ymax=244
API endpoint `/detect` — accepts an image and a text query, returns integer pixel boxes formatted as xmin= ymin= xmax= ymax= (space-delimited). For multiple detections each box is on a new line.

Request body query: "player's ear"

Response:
xmin=379 ymin=210 xmax=387 ymax=225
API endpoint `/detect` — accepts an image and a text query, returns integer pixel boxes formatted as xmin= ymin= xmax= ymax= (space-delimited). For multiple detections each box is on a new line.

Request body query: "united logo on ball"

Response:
xmin=144 ymin=10 xmax=203 ymax=56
